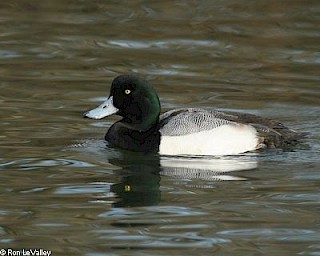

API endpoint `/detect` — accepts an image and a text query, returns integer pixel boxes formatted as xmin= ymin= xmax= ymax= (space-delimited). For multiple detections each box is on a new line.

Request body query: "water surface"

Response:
xmin=0 ymin=1 xmax=319 ymax=255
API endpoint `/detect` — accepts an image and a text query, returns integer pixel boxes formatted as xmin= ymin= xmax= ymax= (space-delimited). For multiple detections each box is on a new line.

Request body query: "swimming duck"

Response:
xmin=83 ymin=74 xmax=303 ymax=155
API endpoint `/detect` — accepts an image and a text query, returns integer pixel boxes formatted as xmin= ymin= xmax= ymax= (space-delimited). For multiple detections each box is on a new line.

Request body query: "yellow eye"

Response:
xmin=125 ymin=89 xmax=131 ymax=95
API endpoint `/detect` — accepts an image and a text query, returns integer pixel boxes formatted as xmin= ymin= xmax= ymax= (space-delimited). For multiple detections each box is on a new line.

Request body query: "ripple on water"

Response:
xmin=98 ymin=39 xmax=220 ymax=50
xmin=0 ymin=158 xmax=96 ymax=170
xmin=90 ymin=229 xmax=230 ymax=250
xmin=96 ymin=206 xmax=209 ymax=231
xmin=104 ymin=234 xmax=230 ymax=249
xmin=218 ymin=228 xmax=320 ymax=242
xmin=54 ymin=182 xmax=113 ymax=195
xmin=99 ymin=206 xmax=206 ymax=219
xmin=89 ymin=205 xmax=230 ymax=249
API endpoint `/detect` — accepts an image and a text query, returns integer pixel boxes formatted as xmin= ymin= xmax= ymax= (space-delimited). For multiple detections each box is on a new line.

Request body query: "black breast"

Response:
xmin=105 ymin=122 xmax=160 ymax=153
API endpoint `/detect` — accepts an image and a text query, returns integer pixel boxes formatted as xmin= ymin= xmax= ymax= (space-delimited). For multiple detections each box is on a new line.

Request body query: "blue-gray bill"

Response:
xmin=83 ymin=96 xmax=118 ymax=119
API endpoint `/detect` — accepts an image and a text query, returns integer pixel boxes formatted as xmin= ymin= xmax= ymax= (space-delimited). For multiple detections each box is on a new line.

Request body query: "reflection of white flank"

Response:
xmin=160 ymin=156 xmax=258 ymax=181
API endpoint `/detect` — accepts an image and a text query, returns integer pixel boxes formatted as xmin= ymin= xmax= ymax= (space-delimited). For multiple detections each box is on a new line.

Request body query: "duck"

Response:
xmin=83 ymin=74 xmax=304 ymax=156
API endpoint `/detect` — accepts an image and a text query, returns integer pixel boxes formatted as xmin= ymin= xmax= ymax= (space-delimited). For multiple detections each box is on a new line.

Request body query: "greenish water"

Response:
xmin=0 ymin=1 xmax=319 ymax=255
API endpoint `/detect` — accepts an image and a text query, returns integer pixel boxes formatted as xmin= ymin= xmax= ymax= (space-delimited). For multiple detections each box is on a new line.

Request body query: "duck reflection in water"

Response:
xmin=107 ymin=149 xmax=257 ymax=207
xmin=109 ymin=152 xmax=161 ymax=207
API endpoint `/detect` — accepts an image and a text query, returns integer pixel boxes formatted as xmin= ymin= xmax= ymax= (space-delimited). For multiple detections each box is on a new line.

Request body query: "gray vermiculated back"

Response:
xmin=159 ymin=108 xmax=232 ymax=136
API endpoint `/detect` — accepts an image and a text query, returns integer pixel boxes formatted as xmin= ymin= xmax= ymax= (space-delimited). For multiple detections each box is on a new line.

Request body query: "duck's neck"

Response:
xmin=122 ymin=94 xmax=161 ymax=132
xmin=122 ymin=111 xmax=159 ymax=132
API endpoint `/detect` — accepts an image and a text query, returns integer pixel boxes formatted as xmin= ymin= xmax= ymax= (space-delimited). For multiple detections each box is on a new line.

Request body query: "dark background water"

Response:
xmin=0 ymin=1 xmax=319 ymax=255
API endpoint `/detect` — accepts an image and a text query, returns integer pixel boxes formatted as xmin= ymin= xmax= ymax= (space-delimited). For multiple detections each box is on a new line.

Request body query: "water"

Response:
xmin=1 ymin=1 xmax=320 ymax=255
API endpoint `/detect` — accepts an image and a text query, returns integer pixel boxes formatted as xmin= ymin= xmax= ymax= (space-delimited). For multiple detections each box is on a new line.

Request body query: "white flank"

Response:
xmin=159 ymin=123 xmax=259 ymax=156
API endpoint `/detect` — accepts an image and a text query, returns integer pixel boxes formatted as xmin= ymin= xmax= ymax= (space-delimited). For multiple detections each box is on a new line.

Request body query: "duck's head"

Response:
xmin=84 ymin=74 xmax=161 ymax=131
